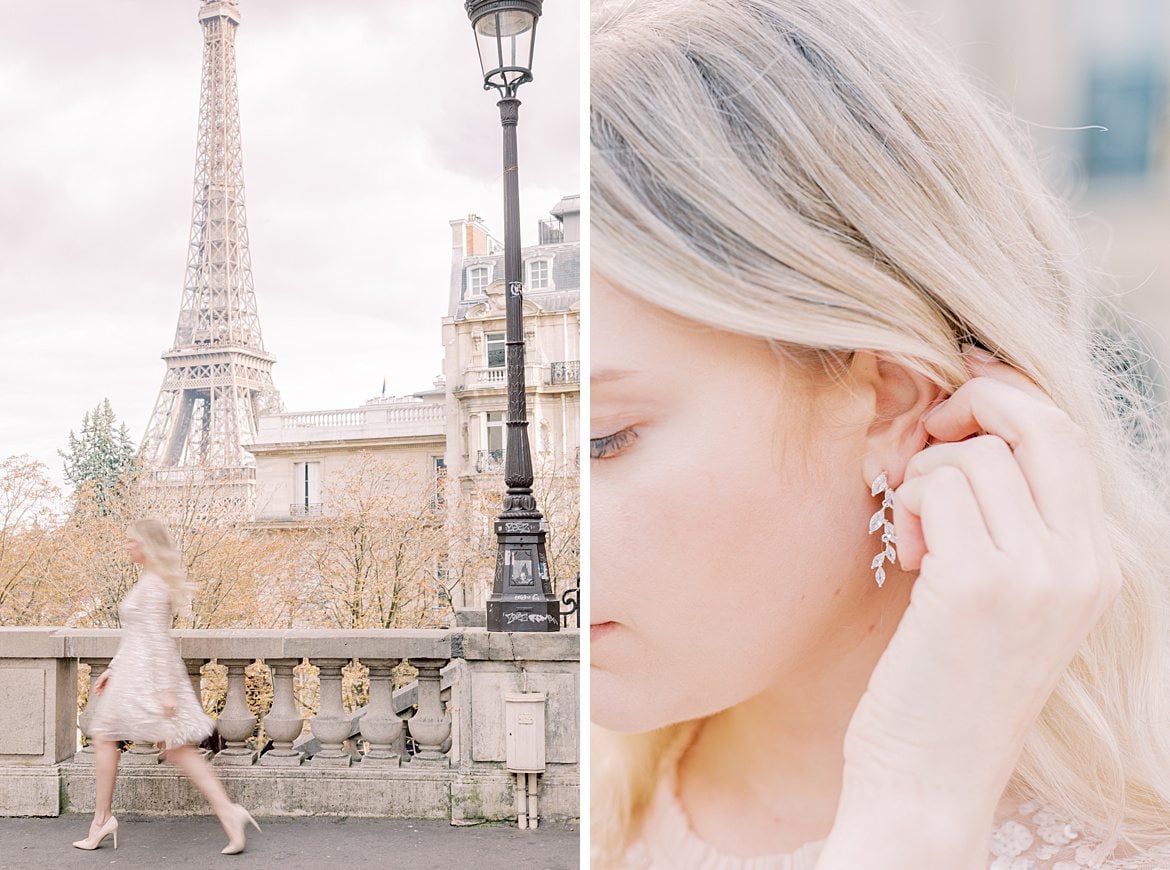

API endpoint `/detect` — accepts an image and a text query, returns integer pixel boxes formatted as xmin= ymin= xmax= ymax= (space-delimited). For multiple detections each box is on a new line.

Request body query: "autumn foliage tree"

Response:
xmin=50 ymin=465 xmax=283 ymax=628
xmin=3 ymin=419 xmax=580 ymax=631
xmin=0 ymin=456 xmax=64 ymax=625
xmin=534 ymin=454 xmax=581 ymax=593
xmin=298 ymin=453 xmax=450 ymax=629
xmin=33 ymin=400 xmax=278 ymax=628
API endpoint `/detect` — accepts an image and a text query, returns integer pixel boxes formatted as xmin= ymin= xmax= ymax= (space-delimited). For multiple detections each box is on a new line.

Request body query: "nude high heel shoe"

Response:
xmin=221 ymin=803 xmax=261 ymax=855
xmin=72 ymin=816 xmax=118 ymax=850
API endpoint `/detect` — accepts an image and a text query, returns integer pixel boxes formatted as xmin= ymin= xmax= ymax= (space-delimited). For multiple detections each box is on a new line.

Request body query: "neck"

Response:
xmin=675 ymin=574 xmax=913 ymax=856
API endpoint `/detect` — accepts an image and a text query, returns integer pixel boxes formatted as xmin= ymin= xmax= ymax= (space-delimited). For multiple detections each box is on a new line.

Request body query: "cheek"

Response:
xmin=590 ymin=422 xmax=861 ymax=729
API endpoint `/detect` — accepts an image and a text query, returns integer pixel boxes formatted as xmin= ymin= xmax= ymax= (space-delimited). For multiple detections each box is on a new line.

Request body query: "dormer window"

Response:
xmin=526 ymin=259 xmax=550 ymax=290
xmin=467 ymin=265 xmax=490 ymax=296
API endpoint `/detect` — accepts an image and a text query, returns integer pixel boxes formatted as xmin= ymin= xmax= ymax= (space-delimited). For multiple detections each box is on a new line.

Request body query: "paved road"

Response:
xmin=0 ymin=815 xmax=580 ymax=869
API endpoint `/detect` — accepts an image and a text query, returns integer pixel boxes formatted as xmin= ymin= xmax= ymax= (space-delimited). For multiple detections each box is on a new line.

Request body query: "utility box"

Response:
xmin=504 ymin=692 xmax=547 ymax=772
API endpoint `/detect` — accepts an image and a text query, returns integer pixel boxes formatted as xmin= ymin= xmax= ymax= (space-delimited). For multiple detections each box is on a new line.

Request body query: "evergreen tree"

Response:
xmin=60 ymin=399 xmax=137 ymax=512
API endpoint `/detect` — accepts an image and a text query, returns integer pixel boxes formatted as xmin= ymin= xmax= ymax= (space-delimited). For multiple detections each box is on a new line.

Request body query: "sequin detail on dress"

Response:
xmin=614 ymin=724 xmax=1170 ymax=869
xmin=86 ymin=571 xmax=215 ymax=748
xmin=988 ymin=801 xmax=1170 ymax=870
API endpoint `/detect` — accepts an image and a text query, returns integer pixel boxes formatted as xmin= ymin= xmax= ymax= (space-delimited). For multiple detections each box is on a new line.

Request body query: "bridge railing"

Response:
xmin=0 ymin=627 xmax=579 ymax=822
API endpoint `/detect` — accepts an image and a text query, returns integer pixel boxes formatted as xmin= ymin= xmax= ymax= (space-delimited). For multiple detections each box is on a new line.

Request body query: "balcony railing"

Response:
xmin=548 ymin=361 xmax=580 ymax=386
xmin=284 ymin=410 xmax=365 ymax=428
xmin=290 ymin=503 xmax=323 ymax=517
xmin=145 ymin=466 xmax=257 ymax=485
xmin=255 ymin=403 xmax=445 ymax=445
xmin=474 ymin=448 xmax=580 ymax=476
xmin=465 ymin=366 xmax=507 ymax=388
xmin=476 ymin=449 xmax=505 ymax=474
xmin=459 ymin=363 xmax=546 ymax=392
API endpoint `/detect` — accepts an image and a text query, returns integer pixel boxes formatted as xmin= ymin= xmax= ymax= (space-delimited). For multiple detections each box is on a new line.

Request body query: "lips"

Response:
xmin=590 ymin=621 xmax=618 ymax=642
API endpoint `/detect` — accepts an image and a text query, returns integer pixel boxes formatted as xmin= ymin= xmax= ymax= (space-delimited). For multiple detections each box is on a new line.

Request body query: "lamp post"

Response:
xmin=465 ymin=0 xmax=559 ymax=632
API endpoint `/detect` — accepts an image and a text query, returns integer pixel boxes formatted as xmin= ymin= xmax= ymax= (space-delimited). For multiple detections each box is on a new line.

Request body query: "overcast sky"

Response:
xmin=0 ymin=0 xmax=581 ymax=488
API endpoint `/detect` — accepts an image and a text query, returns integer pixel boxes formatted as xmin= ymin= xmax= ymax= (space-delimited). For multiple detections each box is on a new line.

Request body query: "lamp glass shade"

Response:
xmin=472 ymin=9 xmax=538 ymax=92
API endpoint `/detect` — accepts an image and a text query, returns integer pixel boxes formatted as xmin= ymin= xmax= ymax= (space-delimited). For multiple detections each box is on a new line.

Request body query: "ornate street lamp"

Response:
xmin=465 ymin=0 xmax=559 ymax=632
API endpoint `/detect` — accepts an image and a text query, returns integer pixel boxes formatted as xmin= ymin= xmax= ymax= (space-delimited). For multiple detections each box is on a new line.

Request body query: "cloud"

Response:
xmin=0 ymin=0 xmax=580 ymax=487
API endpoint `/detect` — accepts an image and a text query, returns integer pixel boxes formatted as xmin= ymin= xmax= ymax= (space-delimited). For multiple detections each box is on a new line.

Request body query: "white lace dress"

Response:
xmin=618 ymin=723 xmax=1170 ymax=870
xmin=85 ymin=570 xmax=215 ymax=749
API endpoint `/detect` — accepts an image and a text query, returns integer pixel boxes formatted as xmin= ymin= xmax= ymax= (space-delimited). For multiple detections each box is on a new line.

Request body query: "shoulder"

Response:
xmin=139 ymin=570 xmax=165 ymax=589
xmin=138 ymin=571 xmax=174 ymax=604
xmin=140 ymin=570 xmax=169 ymax=588
xmin=991 ymin=800 xmax=1170 ymax=869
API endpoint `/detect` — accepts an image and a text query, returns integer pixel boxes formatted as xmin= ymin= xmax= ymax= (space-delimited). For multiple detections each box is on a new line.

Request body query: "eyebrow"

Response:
xmin=591 ymin=368 xmax=639 ymax=385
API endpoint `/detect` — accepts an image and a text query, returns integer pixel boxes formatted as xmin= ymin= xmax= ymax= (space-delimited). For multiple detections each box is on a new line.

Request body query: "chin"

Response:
xmin=594 ymin=663 xmax=770 ymax=734
xmin=590 ymin=668 xmax=688 ymax=733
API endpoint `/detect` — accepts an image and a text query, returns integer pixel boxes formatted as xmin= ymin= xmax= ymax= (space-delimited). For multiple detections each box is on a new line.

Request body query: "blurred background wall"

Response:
xmin=900 ymin=0 xmax=1170 ymax=407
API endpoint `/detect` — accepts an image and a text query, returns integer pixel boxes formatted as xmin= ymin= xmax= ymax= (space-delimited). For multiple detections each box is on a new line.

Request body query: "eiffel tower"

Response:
xmin=140 ymin=0 xmax=281 ymax=505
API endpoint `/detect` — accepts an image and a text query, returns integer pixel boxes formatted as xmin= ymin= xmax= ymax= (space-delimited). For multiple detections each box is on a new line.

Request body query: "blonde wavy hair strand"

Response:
xmin=591 ymin=0 xmax=1170 ymax=862
xmin=128 ymin=518 xmax=194 ymax=620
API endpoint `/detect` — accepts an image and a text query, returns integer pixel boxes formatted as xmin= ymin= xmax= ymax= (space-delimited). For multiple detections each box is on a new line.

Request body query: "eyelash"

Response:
xmin=590 ymin=427 xmax=638 ymax=460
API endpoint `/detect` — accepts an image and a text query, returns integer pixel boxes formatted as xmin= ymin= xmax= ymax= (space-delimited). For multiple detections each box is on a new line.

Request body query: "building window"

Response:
xmin=1074 ymin=0 xmax=1168 ymax=181
xmin=1083 ymin=59 xmax=1164 ymax=179
xmin=476 ymin=412 xmax=506 ymax=473
xmin=291 ymin=461 xmax=322 ymax=516
xmin=486 ymin=412 xmax=505 ymax=452
xmin=486 ymin=331 xmax=506 ymax=368
xmin=526 ymin=259 xmax=550 ymax=290
xmin=434 ymin=565 xmax=452 ymax=610
xmin=431 ymin=456 xmax=447 ymax=510
xmin=467 ymin=265 xmax=490 ymax=296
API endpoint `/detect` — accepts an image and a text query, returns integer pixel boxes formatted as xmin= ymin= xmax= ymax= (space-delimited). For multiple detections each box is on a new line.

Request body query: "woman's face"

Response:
xmin=590 ymin=274 xmax=887 ymax=732
xmin=125 ymin=533 xmax=145 ymax=565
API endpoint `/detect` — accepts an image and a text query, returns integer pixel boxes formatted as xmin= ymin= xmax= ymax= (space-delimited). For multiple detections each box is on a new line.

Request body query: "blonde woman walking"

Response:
xmin=590 ymin=0 xmax=1170 ymax=867
xmin=72 ymin=518 xmax=260 ymax=855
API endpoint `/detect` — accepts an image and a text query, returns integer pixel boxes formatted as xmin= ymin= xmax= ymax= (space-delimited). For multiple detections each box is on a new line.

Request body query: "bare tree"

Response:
xmin=534 ymin=454 xmax=581 ymax=592
xmin=297 ymin=452 xmax=450 ymax=629
xmin=441 ymin=456 xmax=580 ymax=611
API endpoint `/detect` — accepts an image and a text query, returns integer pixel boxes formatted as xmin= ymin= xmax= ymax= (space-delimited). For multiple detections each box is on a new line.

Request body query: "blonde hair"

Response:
xmin=591 ymin=0 xmax=1170 ymax=861
xmin=128 ymin=518 xmax=194 ymax=619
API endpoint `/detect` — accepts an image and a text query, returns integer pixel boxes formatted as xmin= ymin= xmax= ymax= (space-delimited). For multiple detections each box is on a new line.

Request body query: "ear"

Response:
xmin=848 ymin=352 xmax=943 ymax=489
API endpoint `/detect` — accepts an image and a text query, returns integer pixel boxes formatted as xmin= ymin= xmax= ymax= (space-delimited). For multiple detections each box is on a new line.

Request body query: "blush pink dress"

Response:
xmin=86 ymin=570 xmax=215 ymax=748
xmin=616 ymin=721 xmax=1170 ymax=870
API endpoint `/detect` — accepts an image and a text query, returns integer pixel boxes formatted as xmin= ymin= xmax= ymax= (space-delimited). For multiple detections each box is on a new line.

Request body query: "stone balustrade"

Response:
xmin=460 ymin=364 xmax=547 ymax=392
xmin=145 ymin=466 xmax=257 ymax=484
xmin=0 ymin=627 xmax=578 ymax=823
xmin=254 ymin=402 xmax=446 ymax=444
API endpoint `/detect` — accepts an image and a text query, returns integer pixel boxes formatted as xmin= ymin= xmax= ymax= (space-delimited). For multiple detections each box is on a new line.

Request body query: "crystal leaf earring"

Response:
xmin=867 ymin=470 xmax=897 ymax=588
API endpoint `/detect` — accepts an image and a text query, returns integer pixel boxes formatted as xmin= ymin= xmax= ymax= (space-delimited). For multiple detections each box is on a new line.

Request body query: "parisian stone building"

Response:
xmin=246 ymin=390 xmax=447 ymax=525
xmin=245 ymin=196 xmax=581 ymax=614
xmin=441 ymin=195 xmax=582 ymax=610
